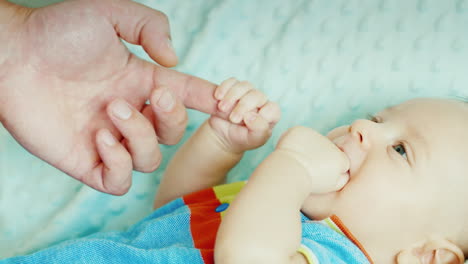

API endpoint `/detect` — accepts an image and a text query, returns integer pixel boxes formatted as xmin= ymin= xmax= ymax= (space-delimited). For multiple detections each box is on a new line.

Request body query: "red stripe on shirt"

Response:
xmin=184 ymin=188 xmax=222 ymax=264
xmin=330 ymin=215 xmax=375 ymax=264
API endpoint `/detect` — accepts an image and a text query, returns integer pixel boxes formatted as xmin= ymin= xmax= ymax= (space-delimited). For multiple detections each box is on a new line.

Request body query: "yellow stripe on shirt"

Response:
xmin=298 ymin=244 xmax=319 ymax=264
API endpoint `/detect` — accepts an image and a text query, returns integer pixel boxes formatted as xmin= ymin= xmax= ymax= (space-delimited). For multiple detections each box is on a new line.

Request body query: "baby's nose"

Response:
xmin=348 ymin=119 xmax=375 ymax=150
xmin=334 ymin=134 xmax=367 ymax=178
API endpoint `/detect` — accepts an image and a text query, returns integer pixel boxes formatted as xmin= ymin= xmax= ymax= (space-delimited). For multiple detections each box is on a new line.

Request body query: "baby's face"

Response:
xmin=301 ymin=98 xmax=468 ymax=261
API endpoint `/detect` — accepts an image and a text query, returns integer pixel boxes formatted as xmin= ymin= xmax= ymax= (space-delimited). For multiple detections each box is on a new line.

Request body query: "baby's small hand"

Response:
xmin=209 ymin=77 xmax=280 ymax=154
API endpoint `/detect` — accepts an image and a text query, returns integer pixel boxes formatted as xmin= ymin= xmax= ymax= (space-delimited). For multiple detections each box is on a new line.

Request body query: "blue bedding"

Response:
xmin=1 ymin=0 xmax=467 ymax=259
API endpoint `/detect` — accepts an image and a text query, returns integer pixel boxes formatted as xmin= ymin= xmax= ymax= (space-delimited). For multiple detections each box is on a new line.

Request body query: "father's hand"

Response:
xmin=0 ymin=0 xmax=218 ymax=195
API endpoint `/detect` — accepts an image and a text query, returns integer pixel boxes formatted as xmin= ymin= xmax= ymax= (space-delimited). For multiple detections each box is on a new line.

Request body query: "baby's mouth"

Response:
xmin=334 ymin=142 xmax=352 ymax=190
xmin=335 ymin=143 xmax=350 ymax=169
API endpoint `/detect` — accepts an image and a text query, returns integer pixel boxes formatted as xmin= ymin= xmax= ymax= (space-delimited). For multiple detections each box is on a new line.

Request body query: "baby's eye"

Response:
xmin=392 ymin=144 xmax=408 ymax=159
xmin=367 ymin=114 xmax=381 ymax=123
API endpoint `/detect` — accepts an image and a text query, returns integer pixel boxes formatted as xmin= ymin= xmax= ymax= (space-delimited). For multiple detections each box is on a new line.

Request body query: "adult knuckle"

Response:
xmin=105 ymin=173 xmax=132 ymax=196
xmin=143 ymin=155 xmax=162 ymax=173
xmin=166 ymin=125 xmax=186 ymax=145
xmin=165 ymin=134 xmax=183 ymax=146
xmin=172 ymin=109 xmax=188 ymax=127
xmin=112 ymin=183 xmax=131 ymax=196
xmin=155 ymin=11 xmax=170 ymax=28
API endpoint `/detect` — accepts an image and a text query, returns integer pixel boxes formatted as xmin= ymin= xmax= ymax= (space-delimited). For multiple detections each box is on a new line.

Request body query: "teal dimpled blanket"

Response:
xmin=1 ymin=0 xmax=467 ymax=259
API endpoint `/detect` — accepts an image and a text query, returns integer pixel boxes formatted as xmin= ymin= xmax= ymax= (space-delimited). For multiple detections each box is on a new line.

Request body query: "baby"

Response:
xmin=154 ymin=78 xmax=468 ymax=264
xmin=6 ymin=78 xmax=468 ymax=264
xmin=155 ymin=79 xmax=468 ymax=264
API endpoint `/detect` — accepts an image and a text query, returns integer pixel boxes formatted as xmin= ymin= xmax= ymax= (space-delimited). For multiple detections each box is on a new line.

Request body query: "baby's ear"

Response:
xmin=396 ymin=237 xmax=464 ymax=264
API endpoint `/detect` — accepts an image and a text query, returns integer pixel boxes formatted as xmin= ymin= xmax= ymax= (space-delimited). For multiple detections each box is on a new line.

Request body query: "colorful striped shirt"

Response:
xmin=3 ymin=182 xmax=374 ymax=264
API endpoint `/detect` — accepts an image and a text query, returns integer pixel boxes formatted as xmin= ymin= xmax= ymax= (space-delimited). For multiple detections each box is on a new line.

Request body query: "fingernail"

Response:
xmin=155 ymin=89 xmax=174 ymax=112
xmin=336 ymin=174 xmax=350 ymax=190
xmin=112 ymin=100 xmax=132 ymax=120
xmin=230 ymin=112 xmax=242 ymax=123
xmin=245 ymin=112 xmax=257 ymax=122
xmin=101 ymin=129 xmax=116 ymax=146
xmin=166 ymin=38 xmax=175 ymax=53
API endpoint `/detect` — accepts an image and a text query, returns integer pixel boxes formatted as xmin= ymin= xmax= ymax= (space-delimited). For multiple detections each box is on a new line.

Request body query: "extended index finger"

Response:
xmin=153 ymin=66 xmax=220 ymax=115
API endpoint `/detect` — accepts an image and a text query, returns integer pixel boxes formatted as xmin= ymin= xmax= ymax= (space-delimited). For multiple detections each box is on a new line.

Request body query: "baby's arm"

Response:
xmin=215 ymin=151 xmax=310 ymax=264
xmin=153 ymin=78 xmax=280 ymax=208
xmin=215 ymin=127 xmax=350 ymax=264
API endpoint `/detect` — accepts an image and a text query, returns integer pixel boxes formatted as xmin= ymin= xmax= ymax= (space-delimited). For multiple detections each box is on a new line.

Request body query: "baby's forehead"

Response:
xmin=378 ymin=98 xmax=468 ymax=124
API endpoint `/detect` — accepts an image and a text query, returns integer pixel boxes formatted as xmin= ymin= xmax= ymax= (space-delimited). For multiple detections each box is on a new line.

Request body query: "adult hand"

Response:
xmin=0 ymin=0 xmax=218 ymax=195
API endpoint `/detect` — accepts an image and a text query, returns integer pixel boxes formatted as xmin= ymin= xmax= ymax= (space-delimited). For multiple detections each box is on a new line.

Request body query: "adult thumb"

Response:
xmin=108 ymin=0 xmax=178 ymax=67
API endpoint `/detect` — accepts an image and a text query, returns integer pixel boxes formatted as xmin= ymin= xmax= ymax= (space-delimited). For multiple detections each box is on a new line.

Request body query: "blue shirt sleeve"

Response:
xmin=298 ymin=215 xmax=370 ymax=264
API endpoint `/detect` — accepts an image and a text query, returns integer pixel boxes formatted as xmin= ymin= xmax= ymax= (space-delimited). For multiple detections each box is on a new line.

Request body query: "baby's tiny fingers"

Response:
xmin=215 ymin=77 xmax=238 ymax=100
xmin=258 ymin=101 xmax=281 ymax=125
xmin=244 ymin=112 xmax=269 ymax=131
xmin=218 ymin=81 xmax=253 ymax=112
xmin=87 ymin=129 xmax=133 ymax=195
xmin=244 ymin=112 xmax=272 ymax=145
xmin=230 ymin=89 xmax=268 ymax=124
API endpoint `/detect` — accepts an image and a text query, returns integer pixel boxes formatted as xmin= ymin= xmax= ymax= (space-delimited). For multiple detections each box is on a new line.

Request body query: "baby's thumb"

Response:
xmin=333 ymin=173 xmax=350 ymax=191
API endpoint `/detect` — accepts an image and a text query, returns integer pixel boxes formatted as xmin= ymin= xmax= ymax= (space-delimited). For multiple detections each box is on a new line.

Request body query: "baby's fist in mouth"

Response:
xmin=276 ymin=126 xmax=350 ymax=194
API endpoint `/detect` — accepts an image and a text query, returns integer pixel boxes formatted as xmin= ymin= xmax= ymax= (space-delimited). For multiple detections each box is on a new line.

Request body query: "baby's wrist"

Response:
xmin=269 ymin=150 xmax=313 ymax=198
xmin=207 ymin=118 xmax=251 ymax=155
xmin=203 ymin=121 xmax=246 ymax=157
xmin=211 ymin=130 xmax=246 ymax=156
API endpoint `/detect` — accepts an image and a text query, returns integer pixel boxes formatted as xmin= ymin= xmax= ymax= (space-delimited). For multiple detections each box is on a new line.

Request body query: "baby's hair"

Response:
xmin=453 ymin=95 xmax=468 ymax=104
